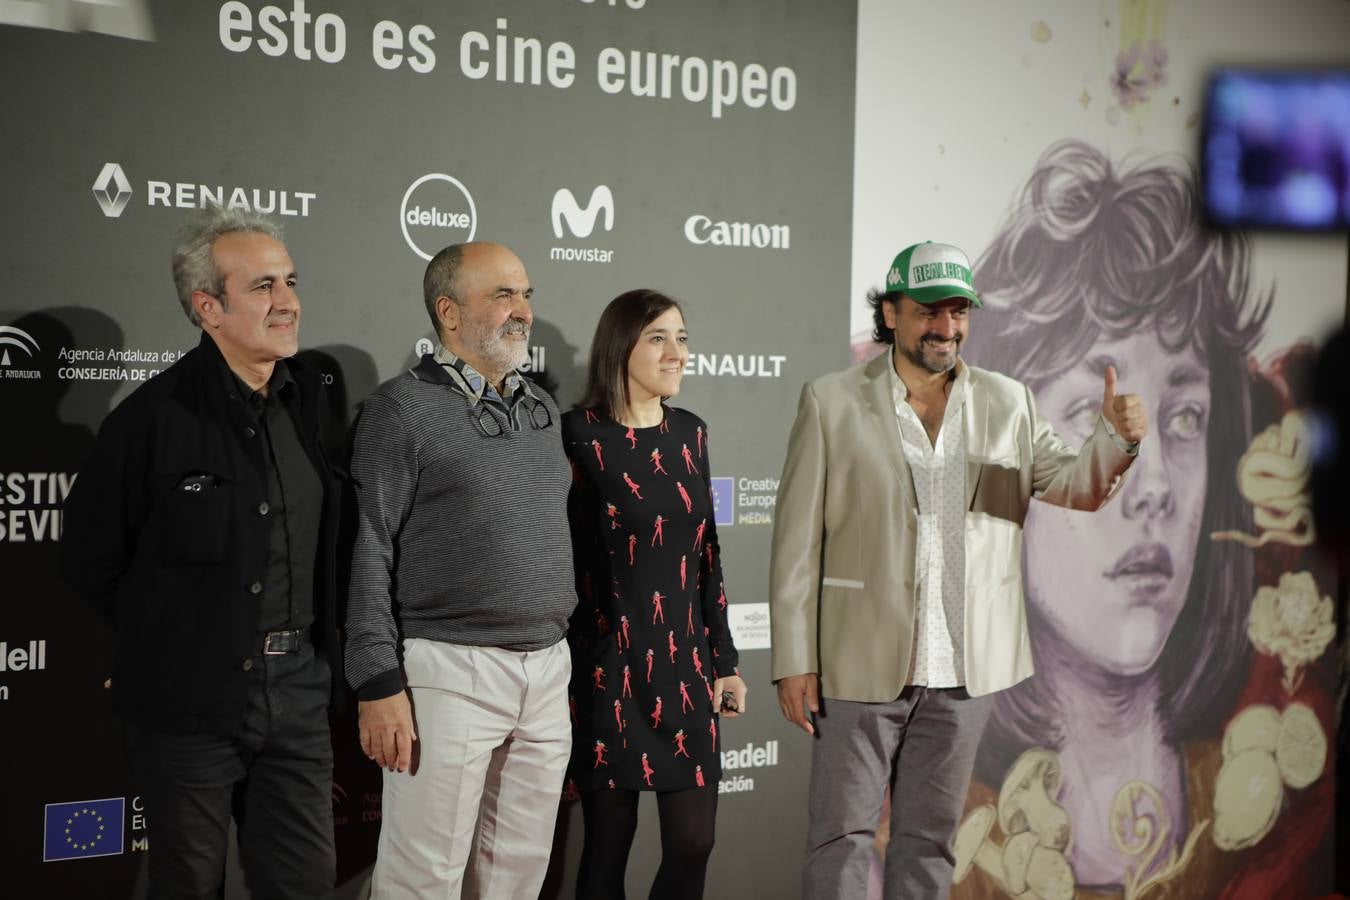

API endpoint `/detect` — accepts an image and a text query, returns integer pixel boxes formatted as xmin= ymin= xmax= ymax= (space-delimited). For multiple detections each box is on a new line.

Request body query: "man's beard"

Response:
xmin=897 ymin=333 xmax=961 ymax=374
xmin=464 ymin=317 xmax=530 ymax=373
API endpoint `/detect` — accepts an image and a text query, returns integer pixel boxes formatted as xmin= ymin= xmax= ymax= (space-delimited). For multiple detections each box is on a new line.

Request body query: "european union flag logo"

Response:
xmin=710 ymin=477 xmax=735 ymax=527
xmin=43 ymin=797 xmax=125 ymax=861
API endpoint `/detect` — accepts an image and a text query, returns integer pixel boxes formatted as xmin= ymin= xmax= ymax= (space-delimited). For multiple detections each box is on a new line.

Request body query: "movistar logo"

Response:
xmin=552 ymin=185 xmax=614 ymax=239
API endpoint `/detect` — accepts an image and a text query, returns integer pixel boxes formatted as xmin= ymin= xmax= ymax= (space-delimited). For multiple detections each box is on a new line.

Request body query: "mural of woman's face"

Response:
xmin=1022 ymin=330 xmax=1211 ymax=677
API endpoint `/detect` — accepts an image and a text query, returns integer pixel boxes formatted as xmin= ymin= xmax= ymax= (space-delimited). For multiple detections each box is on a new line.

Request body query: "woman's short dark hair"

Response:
xmin=964 ymin=139 xmax=1270 ymax=782
xmin=578 ymin=289 xmax=683 ymax=419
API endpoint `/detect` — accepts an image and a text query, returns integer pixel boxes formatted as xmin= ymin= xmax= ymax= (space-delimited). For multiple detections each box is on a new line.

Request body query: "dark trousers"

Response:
xmin=802 ymin=686 xmax=993 ymax=900
xmin=132 ymin=644 xmax=335 ymax=900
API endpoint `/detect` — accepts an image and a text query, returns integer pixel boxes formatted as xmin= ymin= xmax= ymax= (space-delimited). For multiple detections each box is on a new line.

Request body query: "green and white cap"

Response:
xmin=883 ymin=241 xmax=982 ymax=307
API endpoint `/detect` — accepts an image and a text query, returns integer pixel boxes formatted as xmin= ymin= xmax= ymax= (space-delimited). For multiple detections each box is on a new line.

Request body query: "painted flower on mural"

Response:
xmin=1247 ymin=571 xmax=1335 ymax=694
xmin=1143 ymin=40 xmax=1168 ymax=88
xmin=1213 ymin=410 xmax=1314 ymax=548
xmin=1110 ymin=39 xmax=1168 ymax=109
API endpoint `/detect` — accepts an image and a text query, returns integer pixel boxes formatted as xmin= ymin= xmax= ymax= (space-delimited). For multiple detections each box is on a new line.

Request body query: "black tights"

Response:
xmin=576 ymin=786 xmax=718 ymax=900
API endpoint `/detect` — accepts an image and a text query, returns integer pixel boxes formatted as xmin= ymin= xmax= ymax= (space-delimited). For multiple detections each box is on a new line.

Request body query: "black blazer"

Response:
xmin=61 ymin=333 xmax=342 ymax=736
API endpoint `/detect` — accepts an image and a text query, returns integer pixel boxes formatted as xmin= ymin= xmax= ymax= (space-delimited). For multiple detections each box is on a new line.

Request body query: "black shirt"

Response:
xmin=231 ymin=362 xmax=323 ymax=633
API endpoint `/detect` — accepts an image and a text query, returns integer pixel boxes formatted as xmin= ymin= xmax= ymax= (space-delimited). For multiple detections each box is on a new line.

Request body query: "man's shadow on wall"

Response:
xmin=1 ymin=307 xmax=122 ymax=462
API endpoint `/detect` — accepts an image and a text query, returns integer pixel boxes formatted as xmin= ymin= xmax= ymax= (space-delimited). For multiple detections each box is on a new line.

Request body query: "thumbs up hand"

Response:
xmin=1102 ymin=365 xmax=1148 ymax=443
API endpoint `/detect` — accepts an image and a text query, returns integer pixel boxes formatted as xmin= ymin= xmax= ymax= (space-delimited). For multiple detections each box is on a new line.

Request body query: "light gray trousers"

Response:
xmin=371 ymin=638 xmax=572 ymax=900
xmin=802 ymin=686 xmax=993 ymax=900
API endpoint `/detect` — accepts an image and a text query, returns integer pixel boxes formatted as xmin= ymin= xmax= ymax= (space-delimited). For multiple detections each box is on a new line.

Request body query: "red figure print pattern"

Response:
xmin=563 ymin=406 xmax=740 ymax=792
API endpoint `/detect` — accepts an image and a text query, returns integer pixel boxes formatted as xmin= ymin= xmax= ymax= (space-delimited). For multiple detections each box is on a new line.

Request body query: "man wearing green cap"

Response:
xmin=768 ymin=241 xmax=1148 ymax=898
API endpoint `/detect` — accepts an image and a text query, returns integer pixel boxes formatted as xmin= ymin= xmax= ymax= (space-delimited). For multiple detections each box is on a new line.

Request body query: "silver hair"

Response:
xmin=171 ymin=207 xmax=284 ymax=326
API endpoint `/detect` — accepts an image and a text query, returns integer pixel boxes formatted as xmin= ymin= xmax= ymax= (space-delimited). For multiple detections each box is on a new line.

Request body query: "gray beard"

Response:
xmin=480 ymin=338 xmax=529 ymax=373
xmin=464 ymin=322 xmax=531 ymax=374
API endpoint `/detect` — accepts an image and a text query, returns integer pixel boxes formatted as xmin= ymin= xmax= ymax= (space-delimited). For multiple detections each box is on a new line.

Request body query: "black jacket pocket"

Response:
xmin=161 ymin=473 xmax=231 ymax=565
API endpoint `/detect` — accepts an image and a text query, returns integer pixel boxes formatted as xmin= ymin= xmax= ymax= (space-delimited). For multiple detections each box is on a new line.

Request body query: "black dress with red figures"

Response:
xmin=563 ymin=405 xmax=740 ymax=792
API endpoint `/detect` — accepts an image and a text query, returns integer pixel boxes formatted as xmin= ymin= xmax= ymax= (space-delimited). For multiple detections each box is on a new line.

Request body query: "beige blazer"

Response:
xmin=768 ymin=352 xmax=1134 ymax=700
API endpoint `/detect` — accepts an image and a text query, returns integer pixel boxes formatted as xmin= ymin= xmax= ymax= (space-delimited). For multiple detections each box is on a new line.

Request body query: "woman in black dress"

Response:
xmin=564 ymin=289 xmax=747 ymax=900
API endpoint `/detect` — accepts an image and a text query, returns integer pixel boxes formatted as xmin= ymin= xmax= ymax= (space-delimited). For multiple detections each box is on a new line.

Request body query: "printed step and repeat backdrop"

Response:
xmin=0 ymin=1 xmax=857 ymax=897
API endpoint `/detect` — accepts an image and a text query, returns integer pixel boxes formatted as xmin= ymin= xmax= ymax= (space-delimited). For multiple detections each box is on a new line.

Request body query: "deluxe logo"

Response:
xmin=0 ymin=325 xmax=40 ymax=371
xmin=92 ymin=163 xmax=133 ymax=218
xmin=552 ymin=185 xmax=614 ymax=239
xmin=401 ymin=173 xmax=477 ymax=261
xmin=43 ymin=797 xmax=125 ymax=862
xmin=684 ymin=214 xmax=789 ymax=250
xmin=92 ymin=162 xmax=316 ymax=219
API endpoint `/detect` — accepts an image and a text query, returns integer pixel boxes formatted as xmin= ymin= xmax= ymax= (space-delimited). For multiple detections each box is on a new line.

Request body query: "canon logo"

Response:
xmin=684 ymin=215 xmax=790 ymax=250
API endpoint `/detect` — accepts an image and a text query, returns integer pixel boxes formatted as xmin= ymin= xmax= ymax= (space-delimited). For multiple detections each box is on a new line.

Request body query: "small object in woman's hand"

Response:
xmin=720 ymin=690 xmax=739 ymax=713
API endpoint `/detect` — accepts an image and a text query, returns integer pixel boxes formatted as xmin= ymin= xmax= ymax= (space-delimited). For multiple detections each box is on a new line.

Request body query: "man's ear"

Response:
xmin=192 ymin=290 xmax=222 ymax=328
xmin=436 ymin=295 xmax=459 ymax=333
xmin=881 ymin=297 xmax=900 ymax=330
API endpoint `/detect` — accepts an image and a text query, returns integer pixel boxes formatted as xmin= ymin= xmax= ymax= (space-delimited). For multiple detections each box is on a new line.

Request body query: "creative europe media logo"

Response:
xmin=43 ymin=797 xmax=125 ymax=862
xmin=709 ymin=476 xmax=777 ymax=527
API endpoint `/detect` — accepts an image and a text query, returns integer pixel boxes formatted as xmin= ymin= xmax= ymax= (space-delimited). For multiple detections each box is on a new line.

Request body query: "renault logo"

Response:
xmin=92 ymin=163 xmax=133 ymax=218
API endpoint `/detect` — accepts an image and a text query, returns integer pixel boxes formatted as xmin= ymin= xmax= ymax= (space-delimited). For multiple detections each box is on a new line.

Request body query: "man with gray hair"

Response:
xmin=345 ymin=241 xmax=575 ymax=897
xmin=62 ymin=207 xmax=341 ymax=898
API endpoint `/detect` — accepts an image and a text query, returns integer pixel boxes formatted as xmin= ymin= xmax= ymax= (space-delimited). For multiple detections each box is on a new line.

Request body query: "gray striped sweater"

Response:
xmin=343 ymin=358 xmax=576 ymax=700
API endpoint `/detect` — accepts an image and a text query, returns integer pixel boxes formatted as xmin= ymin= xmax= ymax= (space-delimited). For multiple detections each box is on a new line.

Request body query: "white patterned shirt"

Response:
xmin=891 ymin=360 xmax=969 ymax=689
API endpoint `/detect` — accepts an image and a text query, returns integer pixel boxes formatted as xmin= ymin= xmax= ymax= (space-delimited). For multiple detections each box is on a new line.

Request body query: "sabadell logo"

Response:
xmin=400 ymin=174 xmax=477 ymax=261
